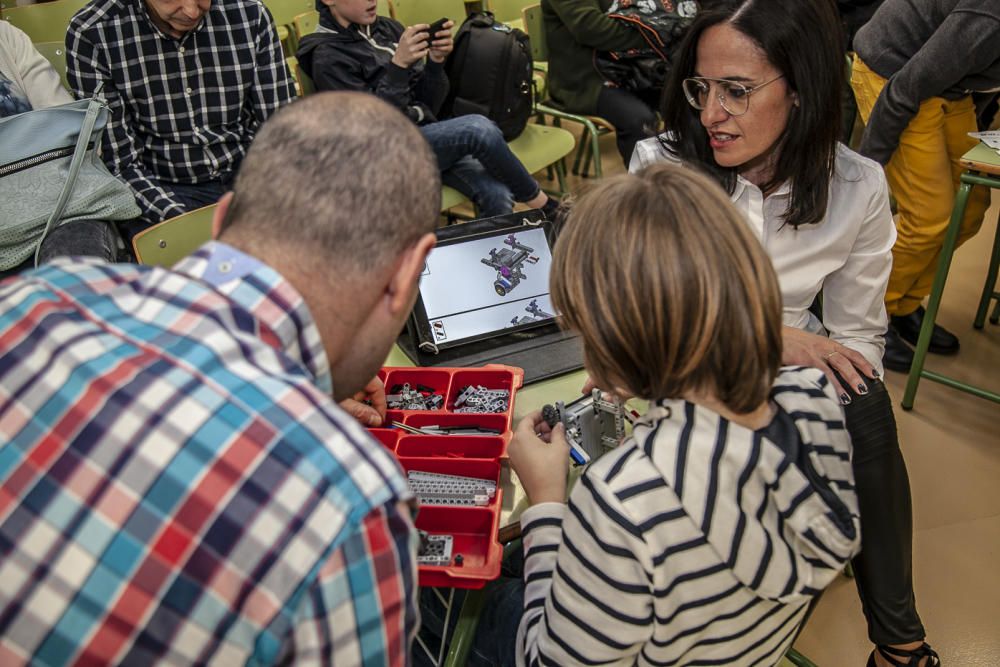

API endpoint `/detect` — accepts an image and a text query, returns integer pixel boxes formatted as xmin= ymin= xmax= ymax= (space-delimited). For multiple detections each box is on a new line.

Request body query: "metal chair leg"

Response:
xmin=973 ymin=211 xmax=1000 ymax=329
xmin=442 ymin=588 xmax=487 ymax=667
xmin=901 ymin=180 xmax=971 ymax=410
xmin=785 ymin=647 xmax=819 ymax=667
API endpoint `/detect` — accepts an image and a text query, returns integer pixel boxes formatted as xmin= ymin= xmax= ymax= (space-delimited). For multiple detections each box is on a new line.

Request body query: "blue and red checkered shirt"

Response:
xmin=0 ymin=243 xmax=418 ymax=665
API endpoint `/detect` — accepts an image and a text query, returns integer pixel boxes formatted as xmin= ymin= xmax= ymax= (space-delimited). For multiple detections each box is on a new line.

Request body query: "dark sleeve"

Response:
xmin=859 ymin=9 xmax=1000 ymax=164
xmin=415 ymin=60 xmax=449 ymax=116
xmin=306 ymin=40 xmax=438 ymax=123
xmin=546 ymin=0 xmax=646 ymax=51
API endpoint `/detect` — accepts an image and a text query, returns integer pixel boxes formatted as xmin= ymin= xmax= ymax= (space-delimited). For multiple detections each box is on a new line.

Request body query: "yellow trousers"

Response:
xmin=851 ymin=56 xmax=990 ymax=317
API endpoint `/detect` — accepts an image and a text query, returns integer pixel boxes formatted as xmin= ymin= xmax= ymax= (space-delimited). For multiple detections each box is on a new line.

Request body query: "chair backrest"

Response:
xmin=292 ymin=9 xmax=318 ymax=43
xmin=376 ymin=0 xmax=391 ymax=18
xmin=487 ymin=0 xmax=526 ymax=24
xmin=521 ymin=4 xmax=547 ymax=61
xmin=261 ymin=0 xmax=314 ymax=37
xmin=3 ymin=0 xmax=88 ymax=43
xmin=132 ymin=205 xmax=215 ymax=266
xmin=390 ymin=0 xmax=465 ymax=29
xmin=32 ymin=40 xmax=70 ymax=91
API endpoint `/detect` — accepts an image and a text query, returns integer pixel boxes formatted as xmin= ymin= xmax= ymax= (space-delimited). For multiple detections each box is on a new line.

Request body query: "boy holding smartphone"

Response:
xmin=297 ymin=0 xmax=559 ymax=219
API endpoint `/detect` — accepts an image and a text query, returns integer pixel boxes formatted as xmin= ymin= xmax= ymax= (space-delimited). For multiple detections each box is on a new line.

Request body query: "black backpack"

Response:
xmin=443 ymin=12 xmax=533 ymax=141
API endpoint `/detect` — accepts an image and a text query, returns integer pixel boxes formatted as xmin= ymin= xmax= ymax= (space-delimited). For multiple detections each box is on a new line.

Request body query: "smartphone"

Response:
xmin=426 ymin=17 xmax=449 ymax=36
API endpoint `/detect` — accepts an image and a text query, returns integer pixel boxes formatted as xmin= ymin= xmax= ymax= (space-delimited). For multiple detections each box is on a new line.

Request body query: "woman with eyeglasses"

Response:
xmin=631 ymin=1 xmax=939 ymax=665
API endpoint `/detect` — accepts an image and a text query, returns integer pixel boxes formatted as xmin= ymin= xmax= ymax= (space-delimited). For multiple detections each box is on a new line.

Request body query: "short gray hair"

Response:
xmin=220 ymin=92 xmax=441 ymax=270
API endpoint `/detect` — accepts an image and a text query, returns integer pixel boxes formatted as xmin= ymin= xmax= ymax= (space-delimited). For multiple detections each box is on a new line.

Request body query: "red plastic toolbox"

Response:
xmin=372 ymin=364 xmax=523 ymax=589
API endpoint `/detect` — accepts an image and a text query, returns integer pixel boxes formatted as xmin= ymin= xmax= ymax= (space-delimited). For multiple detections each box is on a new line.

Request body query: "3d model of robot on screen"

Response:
xmin=481 ymin=234 xmax=540 ymax=296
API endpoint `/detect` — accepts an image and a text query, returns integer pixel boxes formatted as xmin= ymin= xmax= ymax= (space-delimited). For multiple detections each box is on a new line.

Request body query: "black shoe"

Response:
xmin=866 ymin=642 xmax=941 ymax=667
xmin=891 ymin=306 xmax=960 ymax=354
xmin=540 ymin=196 xmax=562 ymax=220
xmin=883 ymin=327 xmax=914 ymax=373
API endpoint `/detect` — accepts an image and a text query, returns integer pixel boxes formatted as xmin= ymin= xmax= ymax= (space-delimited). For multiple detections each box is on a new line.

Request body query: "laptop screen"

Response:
xmin=416 ymin=224 xmax=557 ymax=349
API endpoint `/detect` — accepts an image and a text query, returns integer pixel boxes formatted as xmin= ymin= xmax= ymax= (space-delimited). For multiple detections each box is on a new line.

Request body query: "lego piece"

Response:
xmin=417 ymin=531 xmax=454 ymax=566
xmin=541 ymin=389 xmax=627 ymax=464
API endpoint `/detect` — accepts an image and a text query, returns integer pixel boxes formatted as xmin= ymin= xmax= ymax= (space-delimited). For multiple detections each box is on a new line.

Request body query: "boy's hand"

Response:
xmin=428 ymin=20 xmax=455 ymax=63
xmin=392 ymin=25 xmax=431 ymax=68
xmin=509 ymin=411 xmax=570 ymax=505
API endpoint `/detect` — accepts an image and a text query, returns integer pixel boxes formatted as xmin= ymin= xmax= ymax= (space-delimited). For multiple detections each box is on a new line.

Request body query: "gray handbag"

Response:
xmin=0 ymin=92 xmax=140 ymax=270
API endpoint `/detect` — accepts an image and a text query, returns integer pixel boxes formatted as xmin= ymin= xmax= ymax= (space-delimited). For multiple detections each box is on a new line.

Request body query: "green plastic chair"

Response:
xmin=32 ymin=40 xmax=70 ymax=91
xmin=132 ymin=205 xmax=215 ymax=267
xmin=291 ymin=9 xmax=318 ymax=46
xmin=3 ymin=0 xmax=88 ymax=43
xmin=521 ymin=3 xmax=613 ymax=178
xmin=390 ymin=0 xmax=466 ymax=29
xmin=261 ymin=0 xmax=313 ymax=55
xmin=902 ymin=142 xmax=1000 ymax=409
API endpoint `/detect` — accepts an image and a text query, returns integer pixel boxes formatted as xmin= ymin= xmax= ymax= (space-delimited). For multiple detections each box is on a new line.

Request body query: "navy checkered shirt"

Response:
xmin=67 ymin=0 xmax=296 ymax=224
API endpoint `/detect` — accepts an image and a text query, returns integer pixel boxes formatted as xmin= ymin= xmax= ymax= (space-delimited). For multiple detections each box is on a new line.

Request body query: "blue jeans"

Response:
xmin=0 ymin=219 xmax=123 ymax=279
xmin=421 ymin=115 xmax=541 ymax=218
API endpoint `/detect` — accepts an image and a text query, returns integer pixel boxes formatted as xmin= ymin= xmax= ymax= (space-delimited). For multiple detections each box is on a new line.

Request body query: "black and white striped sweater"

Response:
xmin=516 ymin=367 xmax=861 ymax=666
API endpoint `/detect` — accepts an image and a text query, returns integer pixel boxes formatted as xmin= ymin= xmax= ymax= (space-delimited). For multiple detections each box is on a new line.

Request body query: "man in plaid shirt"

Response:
xmin=67 ymin=0 xmax=297 ymax=229
xmin=0 ymin=93 xmax=440 ymax=665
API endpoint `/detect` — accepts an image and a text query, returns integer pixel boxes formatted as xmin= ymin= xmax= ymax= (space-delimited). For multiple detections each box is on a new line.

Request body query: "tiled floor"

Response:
xmin=530 ymin=124 xmax=1000 ymax=666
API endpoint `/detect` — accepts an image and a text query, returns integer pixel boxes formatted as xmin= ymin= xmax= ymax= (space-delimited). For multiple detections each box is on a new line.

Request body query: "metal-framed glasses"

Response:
xmin=682 ymin=75 xmax=785 ymax=116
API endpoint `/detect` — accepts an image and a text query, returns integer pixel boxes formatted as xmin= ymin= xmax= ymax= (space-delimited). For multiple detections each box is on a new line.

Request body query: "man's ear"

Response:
xmin=386 ymin=233 xmax=436 ymax=314
xmin=211 ymin=192 xmax=234 ymax=240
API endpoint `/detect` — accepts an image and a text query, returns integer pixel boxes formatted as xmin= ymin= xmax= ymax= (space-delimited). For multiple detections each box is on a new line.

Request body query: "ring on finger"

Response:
xmin=823 ymin=350 xmax=840 ymax=360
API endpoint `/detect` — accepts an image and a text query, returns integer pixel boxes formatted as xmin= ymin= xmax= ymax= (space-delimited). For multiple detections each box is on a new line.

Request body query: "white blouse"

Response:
xmin=630 ymin=138 xmax=895 ymax=373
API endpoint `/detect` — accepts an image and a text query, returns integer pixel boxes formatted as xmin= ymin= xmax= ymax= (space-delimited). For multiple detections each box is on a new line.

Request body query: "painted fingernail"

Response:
xmin=857 ymin=383 xmax=868 ymax=395
xmin=872 ymin=369 xmax=880 ymax=378
xmin=840 ymin=393 xmax=852 ymax=405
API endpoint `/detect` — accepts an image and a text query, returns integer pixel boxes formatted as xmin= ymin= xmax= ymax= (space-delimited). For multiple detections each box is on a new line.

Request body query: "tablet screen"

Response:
xmin=417 ymin=225 xmax=557 ymax=348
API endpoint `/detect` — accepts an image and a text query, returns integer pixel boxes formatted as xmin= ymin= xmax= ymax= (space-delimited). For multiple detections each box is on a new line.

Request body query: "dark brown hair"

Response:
xmin=660 ymin=0 xmax=845 ymax=227
xmin=551 ymin=163 xmax=783 ymax=414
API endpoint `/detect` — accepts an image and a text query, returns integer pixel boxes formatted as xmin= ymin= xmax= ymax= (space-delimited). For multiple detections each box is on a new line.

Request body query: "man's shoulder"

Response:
xmin=69 ymin=0 xmax=136 ymax=35
xmin=213 ymin=0 xmax=273 ymax=28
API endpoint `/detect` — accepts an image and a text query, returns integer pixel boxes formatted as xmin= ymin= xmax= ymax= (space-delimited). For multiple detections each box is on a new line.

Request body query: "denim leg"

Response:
xmin=421 ymin=116 xmax=540 ymax=203
xmin=164 ymin=180 xmax=227 ymax=211
xmin=467 ymin=577 xmax=525 ymax=667
xmin=38 ymin=219 xmax=121 ymax=264
xmin=595 ymin=86 xmax=659 ymax=166
xmin=443 ymin=156 xmax=515 ymax=217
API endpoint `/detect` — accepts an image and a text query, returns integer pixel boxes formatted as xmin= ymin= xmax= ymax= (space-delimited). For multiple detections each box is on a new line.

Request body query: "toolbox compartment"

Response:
xmin=372 ymin=364 xmax=522 ymax=588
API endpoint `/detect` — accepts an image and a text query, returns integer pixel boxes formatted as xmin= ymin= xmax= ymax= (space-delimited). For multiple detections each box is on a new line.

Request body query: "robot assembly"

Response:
xmin=481 ymin=234 xmax=539 ymax=297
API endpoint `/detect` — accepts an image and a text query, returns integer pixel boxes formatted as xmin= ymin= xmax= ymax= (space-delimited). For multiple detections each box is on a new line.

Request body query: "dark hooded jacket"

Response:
xmin=296 ymin=6 xmax=449 ymax=125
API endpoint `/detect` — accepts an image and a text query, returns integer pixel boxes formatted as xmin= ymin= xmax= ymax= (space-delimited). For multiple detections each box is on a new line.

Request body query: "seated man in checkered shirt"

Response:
xmin=0 ymin=93 xmax=437 ymax=665
xmin=67 ymin=0 xmax=297 ymax=234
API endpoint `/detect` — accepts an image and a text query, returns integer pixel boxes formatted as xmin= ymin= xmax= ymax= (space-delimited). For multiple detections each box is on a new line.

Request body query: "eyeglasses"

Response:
xmin=681 ymin=75 xmax=785 ymax=116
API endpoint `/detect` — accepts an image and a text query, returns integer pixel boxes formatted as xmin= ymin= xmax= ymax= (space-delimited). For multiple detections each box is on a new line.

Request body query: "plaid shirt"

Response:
xmin=0 ymin=243 xmax=418 ymax=665
xmin=67 ymin=0 xmax=296 ymax=224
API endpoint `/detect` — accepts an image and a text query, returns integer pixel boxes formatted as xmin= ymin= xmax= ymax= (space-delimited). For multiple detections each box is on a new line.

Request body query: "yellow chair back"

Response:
xmin=3 ymin=0 xmax=88 ymax=43
xmin=132 ymin=205 xmax=215 ymax=267
xmin=32 ymin=40 xmax=70 ymax=91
